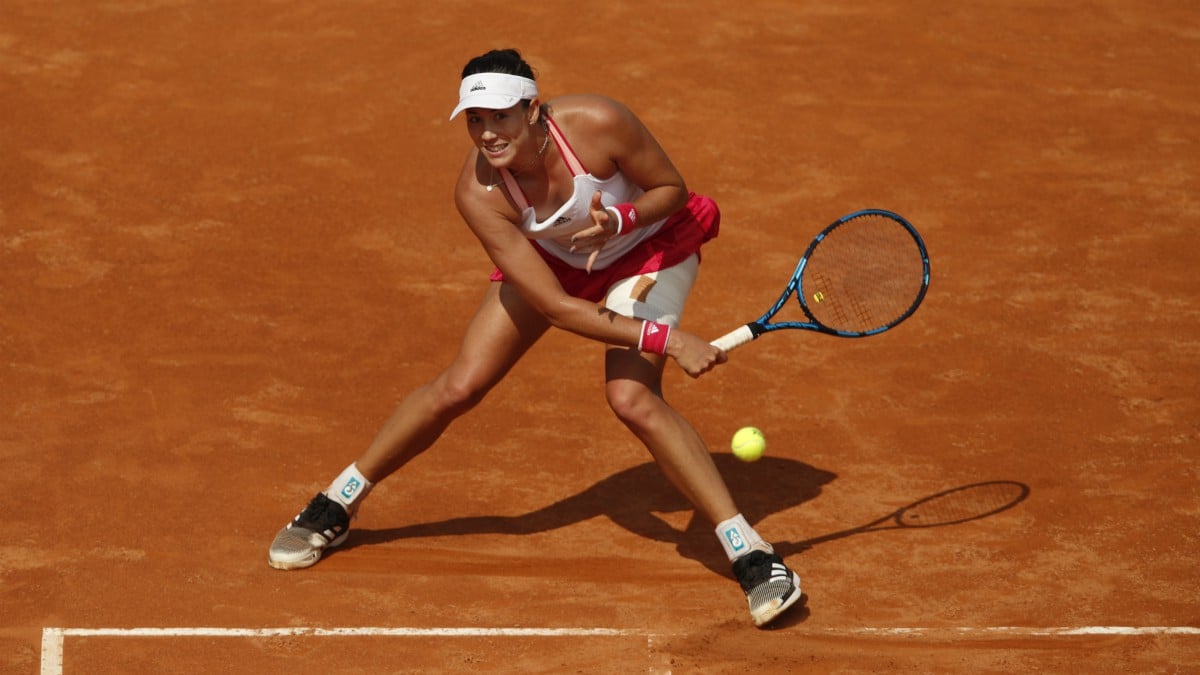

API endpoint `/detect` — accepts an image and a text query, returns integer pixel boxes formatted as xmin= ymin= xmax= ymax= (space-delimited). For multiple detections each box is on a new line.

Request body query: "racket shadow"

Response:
xmin=345 ymin=454 xmax=836 ymax=575
xmin=773 ymin=480 xmax=1031 ymax=559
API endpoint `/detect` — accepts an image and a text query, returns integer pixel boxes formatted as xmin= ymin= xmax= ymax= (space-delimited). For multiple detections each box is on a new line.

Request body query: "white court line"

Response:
xmin=40 ymin=625 xmax=1200 ymax=675
xmin=48 ymin=626 xmax=637 ymax=637
xmin=825 ymin=626 xmax=1200 ymax=636
xmin=40 ymin=627 xmax=641 ymax=675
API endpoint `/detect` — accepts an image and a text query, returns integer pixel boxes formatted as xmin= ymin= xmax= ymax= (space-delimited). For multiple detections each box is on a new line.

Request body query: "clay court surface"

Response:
xmin=3 ymin=1 xmax=1199 ymax=673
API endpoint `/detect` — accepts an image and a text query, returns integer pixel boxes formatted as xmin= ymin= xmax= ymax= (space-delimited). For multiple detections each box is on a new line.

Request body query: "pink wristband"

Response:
xmin=605 ymin=202 xmax=639 ymax=235
xmin=639 ymin=320 xmax=671 ymax=355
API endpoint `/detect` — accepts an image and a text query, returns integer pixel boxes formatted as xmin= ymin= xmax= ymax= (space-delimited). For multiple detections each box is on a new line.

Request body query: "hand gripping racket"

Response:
xmin=712 ymin=209 xmax=930 ymax=351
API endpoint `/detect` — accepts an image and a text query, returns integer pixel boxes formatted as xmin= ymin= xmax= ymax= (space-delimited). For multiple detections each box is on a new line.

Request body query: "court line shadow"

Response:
xmin=345 ymin=454 xmax=837 ymax=576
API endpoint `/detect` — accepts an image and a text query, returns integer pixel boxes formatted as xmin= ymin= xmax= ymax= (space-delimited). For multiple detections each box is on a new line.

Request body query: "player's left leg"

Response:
xmin=602 ymin=254 xmax=737 ymax=523
xmin=603 ymin=344 xmax=802 ymax=627
xmin=601 ymin=256 xmax=802 ymax=627
xmin=603 ymin=348 xmax=734 ymax=521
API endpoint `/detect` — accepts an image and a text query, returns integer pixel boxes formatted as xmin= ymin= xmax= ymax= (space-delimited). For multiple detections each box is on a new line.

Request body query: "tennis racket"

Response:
xmin=711 ymin=209 xmax=930 ymax=351
xmin=779 ymin=481 xmax=1030 ymax=553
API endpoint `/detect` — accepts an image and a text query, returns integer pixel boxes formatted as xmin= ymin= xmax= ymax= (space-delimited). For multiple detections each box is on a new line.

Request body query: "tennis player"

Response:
xmin=268 ymin=48 xmax=803 ymax=627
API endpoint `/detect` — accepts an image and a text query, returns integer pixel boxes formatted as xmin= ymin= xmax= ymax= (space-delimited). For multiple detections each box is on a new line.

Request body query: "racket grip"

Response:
xmin=710 ymin=324 xmax=756 ymax=352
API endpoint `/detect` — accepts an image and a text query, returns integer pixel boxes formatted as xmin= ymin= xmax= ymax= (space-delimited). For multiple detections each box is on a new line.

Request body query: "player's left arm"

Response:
xmin=567 ymin=96 xmax=690 ymax=259
xmin=597 ymin=95 xmax=690 ymax=223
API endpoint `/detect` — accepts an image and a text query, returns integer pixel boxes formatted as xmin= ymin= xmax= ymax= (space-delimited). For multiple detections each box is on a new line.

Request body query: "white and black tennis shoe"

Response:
xmin=732 ymin=548 xmax=803 ymax=627
xmin=268 ymin=493 xmax=351 ymax=570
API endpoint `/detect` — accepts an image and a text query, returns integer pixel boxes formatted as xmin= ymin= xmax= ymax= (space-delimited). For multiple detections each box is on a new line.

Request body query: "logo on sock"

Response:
xmin=340 ymin=477 xmax=361 ymax=501
xmin=723 ymin=526 xmax=747 ymax=553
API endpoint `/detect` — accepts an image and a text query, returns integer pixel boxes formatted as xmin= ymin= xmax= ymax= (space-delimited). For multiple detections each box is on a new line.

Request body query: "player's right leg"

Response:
xmin=354 ymin=281 xmax=550 ymax=481
xmin=268 ymin=281 xmax=549 ymax=570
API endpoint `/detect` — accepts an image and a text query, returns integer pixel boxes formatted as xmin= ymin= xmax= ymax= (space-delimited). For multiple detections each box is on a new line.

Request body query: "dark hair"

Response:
xmin=460 ymin=48 xmax=549 ymax=121
xmin=461 ymin=48 xmax=537 ymax=80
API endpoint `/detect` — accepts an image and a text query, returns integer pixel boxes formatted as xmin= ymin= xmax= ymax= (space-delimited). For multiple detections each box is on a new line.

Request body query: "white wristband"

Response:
xmin=604 ymin=206 xmax=624 ymax=235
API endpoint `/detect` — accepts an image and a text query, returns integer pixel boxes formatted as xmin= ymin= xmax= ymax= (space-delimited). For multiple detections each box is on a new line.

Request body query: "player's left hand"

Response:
xmin=570 ymin=190 xmax=619 ymax=273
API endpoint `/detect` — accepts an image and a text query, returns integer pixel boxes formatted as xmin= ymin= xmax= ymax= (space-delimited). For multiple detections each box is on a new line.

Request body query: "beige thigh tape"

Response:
xmin=602 ymin=254 xmax=699 ymax=326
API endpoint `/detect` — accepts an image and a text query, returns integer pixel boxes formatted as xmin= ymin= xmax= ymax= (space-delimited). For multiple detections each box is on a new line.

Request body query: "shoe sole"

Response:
xmin=267 ymin=531 xmax=348 ymax=571
xmin=750 ymin=570 xmax=803 ymax=627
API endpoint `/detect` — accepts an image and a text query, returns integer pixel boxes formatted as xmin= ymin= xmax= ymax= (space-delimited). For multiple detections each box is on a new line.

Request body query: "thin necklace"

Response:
xmin=487 ymin=131 xmax=550 ymax=192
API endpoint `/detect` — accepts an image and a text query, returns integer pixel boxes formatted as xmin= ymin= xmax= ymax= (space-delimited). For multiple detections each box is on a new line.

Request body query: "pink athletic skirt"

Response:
xmin=489 ymin=193 xmax=720 ymax=303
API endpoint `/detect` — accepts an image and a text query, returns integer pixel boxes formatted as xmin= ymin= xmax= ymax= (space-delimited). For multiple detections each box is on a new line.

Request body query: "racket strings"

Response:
xmin=896 ymin=482 xmax=1028 ymax=528
xmin=801 ymin=214 xmax=926 ymax=333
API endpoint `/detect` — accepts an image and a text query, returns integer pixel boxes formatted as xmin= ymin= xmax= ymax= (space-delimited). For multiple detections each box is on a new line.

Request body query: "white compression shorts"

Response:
xmin=602 ymin=253 xmax=698 ymax=327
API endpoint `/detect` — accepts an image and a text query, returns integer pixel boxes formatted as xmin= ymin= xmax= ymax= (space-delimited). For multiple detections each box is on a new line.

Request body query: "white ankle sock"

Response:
xmin=324 ymin=463 xmax=373 ymax=515
xmin=715 ymin=513 xmax=770 ymax=562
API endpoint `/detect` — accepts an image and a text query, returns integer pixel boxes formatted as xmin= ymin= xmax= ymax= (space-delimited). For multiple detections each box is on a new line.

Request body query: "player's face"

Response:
xmin=465 ymin=103 xmax=535 ymax=167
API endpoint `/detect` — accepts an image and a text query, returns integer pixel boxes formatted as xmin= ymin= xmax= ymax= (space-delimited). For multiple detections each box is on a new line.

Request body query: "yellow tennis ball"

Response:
xmin=731 ymin=426 xmax=766 ymax=462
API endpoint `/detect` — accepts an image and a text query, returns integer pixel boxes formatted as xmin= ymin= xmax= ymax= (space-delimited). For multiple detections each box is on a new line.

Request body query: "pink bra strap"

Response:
xmin=500 ymin=167 xmax=527 ymax=211
xmin=545 ymin=116 xmax=587 ymax=176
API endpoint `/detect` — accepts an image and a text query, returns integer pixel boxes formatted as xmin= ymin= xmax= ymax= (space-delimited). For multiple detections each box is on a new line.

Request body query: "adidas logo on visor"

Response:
xmin=469 ymin=80 xmax=487 ymax=92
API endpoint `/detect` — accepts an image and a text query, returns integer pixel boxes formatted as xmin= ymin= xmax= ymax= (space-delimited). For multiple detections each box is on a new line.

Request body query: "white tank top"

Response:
xmin=498 ymin=116 xmax=665 ymax=271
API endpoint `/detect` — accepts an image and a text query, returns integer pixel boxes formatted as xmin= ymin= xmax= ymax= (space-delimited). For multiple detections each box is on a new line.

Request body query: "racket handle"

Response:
xmin=710 ymin=324 xmax=757 ymax=352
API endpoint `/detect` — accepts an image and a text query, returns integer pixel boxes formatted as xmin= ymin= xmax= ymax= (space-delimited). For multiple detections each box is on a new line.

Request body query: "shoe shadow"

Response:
xmin=344 ymin=454 xmax=837 ymax=576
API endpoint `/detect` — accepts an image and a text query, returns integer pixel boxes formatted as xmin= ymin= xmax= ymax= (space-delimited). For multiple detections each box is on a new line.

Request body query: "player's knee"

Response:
xmin=605 ymin=379 xmax=658 ymax=428
xmin=431 ymin=372 xmax=488 ymax=416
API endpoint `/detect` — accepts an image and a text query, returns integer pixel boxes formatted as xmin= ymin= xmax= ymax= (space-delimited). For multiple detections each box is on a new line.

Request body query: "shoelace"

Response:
xmin=735 ymin=550 xmax=794 ymax=590
xmin=295 ymin=495 xmax=344 ymax=530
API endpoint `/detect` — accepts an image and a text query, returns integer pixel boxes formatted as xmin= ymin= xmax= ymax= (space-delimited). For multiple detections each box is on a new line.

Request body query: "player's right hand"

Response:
xmin=668 ymin=329 xmax=727 ymax=378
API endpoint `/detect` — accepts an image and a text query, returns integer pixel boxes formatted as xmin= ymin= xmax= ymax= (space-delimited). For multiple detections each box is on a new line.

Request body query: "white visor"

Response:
xmin=449 ymin=73 xmax=539 ymax=120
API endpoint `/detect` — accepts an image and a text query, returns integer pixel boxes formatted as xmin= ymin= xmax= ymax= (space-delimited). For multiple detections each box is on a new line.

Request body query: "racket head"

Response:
xmin=892 ymin=481 xmax=1030 ymax=528
xmin=796 ymin=209 xmax=930 ymax=337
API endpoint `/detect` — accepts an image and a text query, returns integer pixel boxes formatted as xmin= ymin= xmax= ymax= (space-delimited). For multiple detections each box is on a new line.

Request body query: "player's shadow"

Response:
xmin=346 ymin=454 xmax=837 ymax=576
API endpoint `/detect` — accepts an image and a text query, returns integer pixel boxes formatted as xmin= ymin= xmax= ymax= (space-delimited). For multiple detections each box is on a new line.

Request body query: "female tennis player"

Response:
xmin=268 ymin=48 xmax=803 ymax=627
